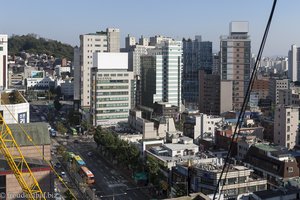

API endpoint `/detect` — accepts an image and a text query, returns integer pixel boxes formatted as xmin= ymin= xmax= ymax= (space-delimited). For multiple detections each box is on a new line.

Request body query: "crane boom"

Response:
xmin=0 ymin=115 xmax=45 ymax=199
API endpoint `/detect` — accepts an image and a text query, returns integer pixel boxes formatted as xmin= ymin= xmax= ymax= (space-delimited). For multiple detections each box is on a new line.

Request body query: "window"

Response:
xmin=288 ymin=167 xmax=293 ymax=173
xmin=287 ymin=134 xmax=290 ymax=141
xmin=0 ymin=47 xmax=3 ymax=51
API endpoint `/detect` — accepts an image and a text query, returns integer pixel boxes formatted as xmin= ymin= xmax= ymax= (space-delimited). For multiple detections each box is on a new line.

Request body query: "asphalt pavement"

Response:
xmin=59 ymin=136 xmax=150 ymax=200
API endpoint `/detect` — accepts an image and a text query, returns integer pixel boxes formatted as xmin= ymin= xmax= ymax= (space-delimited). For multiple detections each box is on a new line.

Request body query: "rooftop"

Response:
xmin=7 ymin=122 xmax=50 ymax=146
xmin=1 ymin=90 xmax=27 ymax=104
xmin=255 ymin=143 xmax=278 ymax=152
xmin=164 ymin=143 xmax=198 ymax=151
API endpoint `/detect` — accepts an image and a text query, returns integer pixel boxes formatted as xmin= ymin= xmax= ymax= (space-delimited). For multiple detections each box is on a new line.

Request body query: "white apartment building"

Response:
xmin=91 ymin=52 xmax=133 ymax=126
xmin=288 ymin=44 xmax=300 ymax=82
xmin=194 ymin=113 xmax=224 ymax=141
xmin=75 ymin=28 xmax=120 ymax=111
xmin=269 ymin=78 xmax=289 ymax=105
xmin=0 ymin=35 xmax=8 ymax=90
xmin=274 ymin=105 xmax=299 ymax=149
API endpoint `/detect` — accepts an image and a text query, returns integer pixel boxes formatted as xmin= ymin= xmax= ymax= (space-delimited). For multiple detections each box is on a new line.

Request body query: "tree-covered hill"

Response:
xmin=8 ymin=34 xmax=74 ymax=60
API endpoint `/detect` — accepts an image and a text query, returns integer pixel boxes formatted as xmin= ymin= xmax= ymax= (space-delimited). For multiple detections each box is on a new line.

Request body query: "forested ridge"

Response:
xmin=8 ymin=34 xmax=74 ymax=60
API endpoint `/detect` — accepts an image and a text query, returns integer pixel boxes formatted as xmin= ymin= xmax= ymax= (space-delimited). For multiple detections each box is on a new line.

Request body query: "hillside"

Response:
xmin=8 ymin=34 xmax=74 ymax=60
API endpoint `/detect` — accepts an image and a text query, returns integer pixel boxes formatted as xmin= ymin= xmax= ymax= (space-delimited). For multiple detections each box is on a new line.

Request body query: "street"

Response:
xmin=56 ymin=135 xmax=150 ymax=200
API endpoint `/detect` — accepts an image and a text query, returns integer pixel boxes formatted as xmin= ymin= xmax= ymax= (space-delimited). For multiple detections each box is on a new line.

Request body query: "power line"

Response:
xmin=212 ymin=0 xmax=278 ymax=199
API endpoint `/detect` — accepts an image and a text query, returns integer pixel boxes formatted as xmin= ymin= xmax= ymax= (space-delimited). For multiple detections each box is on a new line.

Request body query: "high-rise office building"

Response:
xmin=220 ymin=21 xmax=251 ymax=111
xmin=91 ymin=52 xmax=134 ymax=126
xmin=288 ymin=44 xmax=300 ymax=82
xmin=141 ymin=40 xmax=183 ymax=110
xmin=0 ymin=35 xmax=8 ymax=90
xmin=125 ymin=35 xmax=155 ymax=107
xmin=74 ymin=28 xmax=120 ymax=111
xmin=182 ymin=36 xmax=213 ymax=108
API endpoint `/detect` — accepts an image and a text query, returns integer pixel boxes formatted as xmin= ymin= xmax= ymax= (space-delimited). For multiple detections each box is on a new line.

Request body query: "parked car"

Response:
xmin=55 ymin=163 xmax=61 ymax=168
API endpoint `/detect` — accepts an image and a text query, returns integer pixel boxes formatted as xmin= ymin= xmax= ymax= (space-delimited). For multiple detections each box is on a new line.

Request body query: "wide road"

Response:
xmin=63 ymin=137 xmax=150 ymax=200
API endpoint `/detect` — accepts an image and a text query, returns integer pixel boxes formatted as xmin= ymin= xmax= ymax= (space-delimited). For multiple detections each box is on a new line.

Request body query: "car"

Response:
xmin=54 ymin=193 xmax=62 ymax=200
xmin=61 ymin=171 xmax=66 ymax=178
xmin=55 ymin=163 xmax=61 ymax=168
xmin=87 ymin=152 xmax=93 ymax=156
xmin=74 ymin=139 xmax=79 ymax=143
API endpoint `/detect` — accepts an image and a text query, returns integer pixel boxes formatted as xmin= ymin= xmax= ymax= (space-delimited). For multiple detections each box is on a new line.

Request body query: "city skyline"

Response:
xmin=1 ymin=0 xmax=300 ymax=56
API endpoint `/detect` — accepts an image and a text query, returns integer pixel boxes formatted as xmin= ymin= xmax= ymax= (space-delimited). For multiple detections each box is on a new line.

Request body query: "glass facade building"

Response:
xmin=182 ymin=36 xmax=212 ymax=109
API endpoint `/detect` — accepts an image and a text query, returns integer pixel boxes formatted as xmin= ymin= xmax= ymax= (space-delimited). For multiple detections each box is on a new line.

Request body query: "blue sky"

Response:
xmin=1 ymin=0 xmax=299 ymax=56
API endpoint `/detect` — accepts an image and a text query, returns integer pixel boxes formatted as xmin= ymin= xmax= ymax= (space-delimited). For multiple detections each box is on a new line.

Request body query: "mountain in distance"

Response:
xmin=8 ymin=34 xmax=74 ymax=60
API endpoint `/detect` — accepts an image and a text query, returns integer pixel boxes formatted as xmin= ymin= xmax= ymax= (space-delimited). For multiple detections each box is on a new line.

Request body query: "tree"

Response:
xmin=56 ymin=86 xmax=62 ymax=97
xmin=56 ymin=121 xmax=67 ymax=135
xmin=54 ymin=99 xmax=62 ymax=111
xmin=64 ymin=191 xmax=76 ymax=200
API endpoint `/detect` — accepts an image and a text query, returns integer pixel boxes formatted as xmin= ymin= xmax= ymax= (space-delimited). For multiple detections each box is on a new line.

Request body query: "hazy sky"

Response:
xmin=1 ymin=0 xmax=299 ymax=56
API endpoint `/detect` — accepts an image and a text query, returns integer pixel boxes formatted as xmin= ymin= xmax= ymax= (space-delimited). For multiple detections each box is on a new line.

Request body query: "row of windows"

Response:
xmin=97 ymin=109 xmax=128 ymax=114
xmin=97 ymin=115 xmax=128 ymax=120
xmin=97 ymin=86 xmax=128 ymax=90
xmin=97 ymin=103 xmax=128 ymax=108
xmin=98 ymin=74 xmax=129 ymax=77
xmin=97 ymin=91 xmax=128 ymax=96
xmin=97 ymin=80 xmax=129 ymax=84
xmin=97 ymin=97 xmax=129 ymax=102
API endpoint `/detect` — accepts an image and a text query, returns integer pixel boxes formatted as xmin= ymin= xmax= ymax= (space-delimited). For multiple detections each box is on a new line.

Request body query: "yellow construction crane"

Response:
xmin=0 ymin=113 xmax=45 ymax=199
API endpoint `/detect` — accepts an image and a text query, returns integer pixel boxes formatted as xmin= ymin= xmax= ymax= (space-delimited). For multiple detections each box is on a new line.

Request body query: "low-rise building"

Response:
xmin=0 ymin=90 xmax=30 ymax=124
xmin=190 ymin=163 xmax=267 ymax=199
xmin=244 ymin=143 xmax=300 ymax=187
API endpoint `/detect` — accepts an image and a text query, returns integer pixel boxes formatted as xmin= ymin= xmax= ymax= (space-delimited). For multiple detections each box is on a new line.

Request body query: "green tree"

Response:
xmin=56 ymin=121 xmax=67 ymax=134
xmin=64 ymin=191 xmax=76 ymax=200
xmin=54 ymin=99 xmax=62 ymax=111
xmin=57 ymin=145 xmax=66 ymax=156
xmin=8 ymin=34 xmax=74 ymax=60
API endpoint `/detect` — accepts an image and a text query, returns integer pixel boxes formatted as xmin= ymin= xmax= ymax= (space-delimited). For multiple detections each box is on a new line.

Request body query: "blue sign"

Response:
xmin=18 ymin=112 xmax=27 ymax=123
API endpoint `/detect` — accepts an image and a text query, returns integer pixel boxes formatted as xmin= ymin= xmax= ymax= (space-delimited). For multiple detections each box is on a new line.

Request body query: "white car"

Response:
xmin=61 ymin=171 xmax=66 ymax=178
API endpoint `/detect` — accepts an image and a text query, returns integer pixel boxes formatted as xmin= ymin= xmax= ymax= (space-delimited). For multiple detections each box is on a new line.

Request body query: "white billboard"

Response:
xmin=93 ymin=52 xmax=128 ymax=70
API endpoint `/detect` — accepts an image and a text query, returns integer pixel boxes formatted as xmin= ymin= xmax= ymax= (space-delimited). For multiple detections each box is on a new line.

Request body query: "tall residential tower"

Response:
xmin=73 ymin=28 xmax=120 ymax=111
xmin=220 ymin=22 xmax=251 ymax=111
xmin=288 ymin=44 xmax=300 ymax=82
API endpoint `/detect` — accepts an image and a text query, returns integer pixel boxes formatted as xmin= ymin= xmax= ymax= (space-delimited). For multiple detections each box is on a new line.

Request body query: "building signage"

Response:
xmin=18 ymin=112 xmax=27 ymax=123
xmin=31 ymin=71 xmax=44 ymax=78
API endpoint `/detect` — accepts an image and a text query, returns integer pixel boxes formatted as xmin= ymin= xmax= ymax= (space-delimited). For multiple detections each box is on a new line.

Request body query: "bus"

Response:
xmin=69 ymin=127 xmax=77 ymax=135
xmin=79 ymin=166 xmax=95 ymax=185
xmin=73 ymin=155 xmax=86 ymax=166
